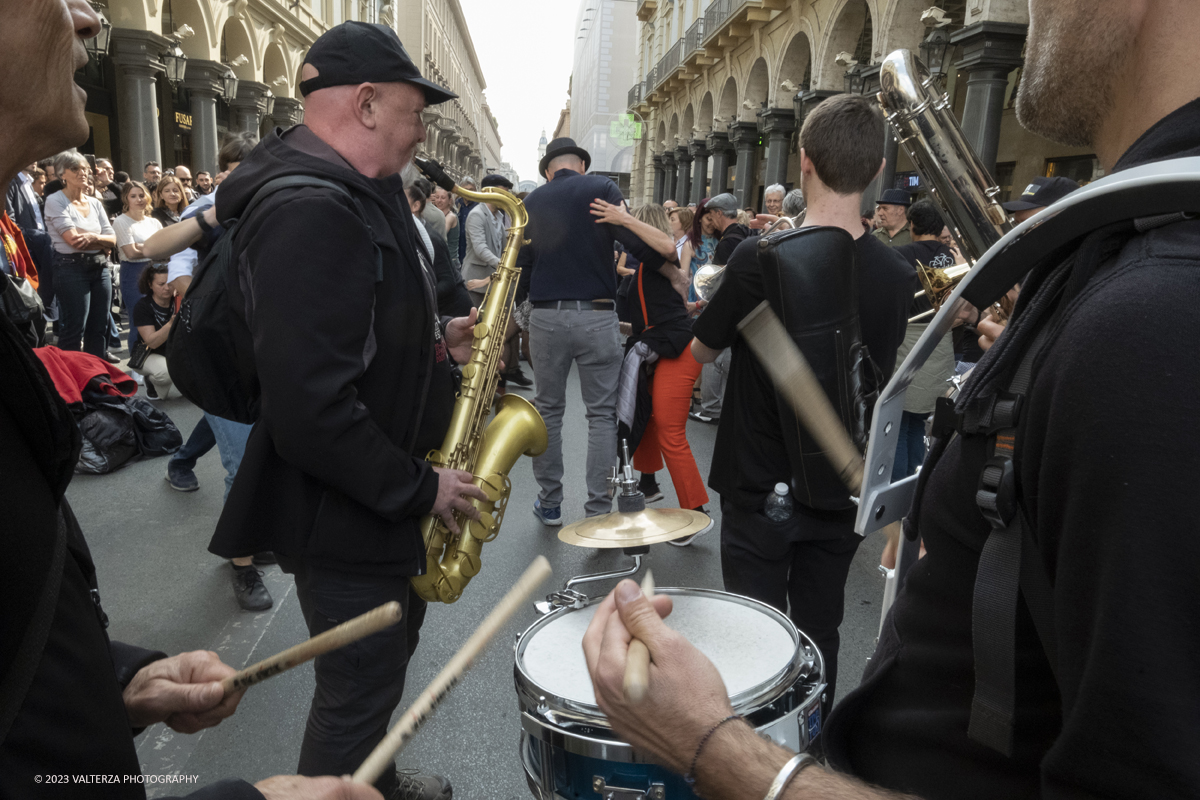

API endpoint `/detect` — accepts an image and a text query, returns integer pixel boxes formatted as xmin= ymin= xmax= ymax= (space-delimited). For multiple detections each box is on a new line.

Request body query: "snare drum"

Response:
xmin=514 ymin=587 xmax=825 ymax=800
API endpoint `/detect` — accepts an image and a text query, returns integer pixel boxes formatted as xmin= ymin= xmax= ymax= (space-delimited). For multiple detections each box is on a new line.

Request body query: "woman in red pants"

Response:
xmin=595 ymin=200 xmax=711 ymax=546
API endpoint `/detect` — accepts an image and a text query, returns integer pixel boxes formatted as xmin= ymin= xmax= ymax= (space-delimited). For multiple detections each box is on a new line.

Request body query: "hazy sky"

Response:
xmin=457 ymin=0 xmax=578 ymax=183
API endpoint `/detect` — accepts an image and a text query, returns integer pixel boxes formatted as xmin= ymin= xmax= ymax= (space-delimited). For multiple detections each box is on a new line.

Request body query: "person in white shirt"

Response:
xmin=111 ymin=180 xmax=162 ymax=351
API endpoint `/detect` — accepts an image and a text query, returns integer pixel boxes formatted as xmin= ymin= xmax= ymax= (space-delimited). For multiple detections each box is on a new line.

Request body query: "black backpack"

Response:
xmin=167 ymin=176 xmax=379 ymax=424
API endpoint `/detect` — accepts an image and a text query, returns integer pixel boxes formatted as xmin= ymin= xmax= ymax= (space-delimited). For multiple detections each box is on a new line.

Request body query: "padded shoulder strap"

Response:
xmin=967 ymin=323 xmax=1055 ymax=755
xmin=230 ymin=175 xmax=382 ymax=279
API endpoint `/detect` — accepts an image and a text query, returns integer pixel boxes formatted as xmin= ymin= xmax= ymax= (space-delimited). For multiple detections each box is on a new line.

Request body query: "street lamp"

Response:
xmin=263 ymin=90 xmax=276 ymax=117
xmin=85 ymin=4 xmax=113 ymax=57
xmin=920 ymin=26 xmax=952 ymax=84
xmin=162 ymin=42 xmax=187 ymax=84
xmin=221 ymin=70 xmax=239 ymax=102
xmin=843 ymin=63 xmax=867 ymax=96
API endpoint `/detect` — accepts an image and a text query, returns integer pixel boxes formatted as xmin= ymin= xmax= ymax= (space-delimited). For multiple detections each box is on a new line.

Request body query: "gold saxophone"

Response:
xmin=410 ymin=157 xmax=549 ymax=604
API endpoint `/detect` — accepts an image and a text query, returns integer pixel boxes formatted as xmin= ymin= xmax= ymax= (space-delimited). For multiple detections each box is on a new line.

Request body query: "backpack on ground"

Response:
xmin=166 ymin=176 xmax=377 ymax=424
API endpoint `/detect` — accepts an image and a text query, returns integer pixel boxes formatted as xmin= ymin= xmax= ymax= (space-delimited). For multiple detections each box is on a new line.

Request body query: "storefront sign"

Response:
xmin=174 ymin=111 xmax=193 ymax=131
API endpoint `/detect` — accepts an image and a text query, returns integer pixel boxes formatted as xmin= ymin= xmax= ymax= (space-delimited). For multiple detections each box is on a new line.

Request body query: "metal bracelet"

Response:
xmin=763 ymin=752 xmax=817 ymax=800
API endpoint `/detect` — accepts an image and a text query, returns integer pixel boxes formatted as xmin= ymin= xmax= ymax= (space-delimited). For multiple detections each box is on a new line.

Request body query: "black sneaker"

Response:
xmin=146 ymin=381 xmax=158 ymax=399
xmin=231 ymin=566 xmax=273 ymax=611
xmin=390 ymin=769 xmax=453 ymax=800
xmin=251 ymin=551 xmax=277 ymax=566
xmin=504 ymin=366 xmax=533 ymax=388
xmin=165 ymin=462 xmax=199 ymax=492
xmin=689 ymin=410 xmax=719 ymax=424
xmin=638 ymin=473 xmax=664 ymax=503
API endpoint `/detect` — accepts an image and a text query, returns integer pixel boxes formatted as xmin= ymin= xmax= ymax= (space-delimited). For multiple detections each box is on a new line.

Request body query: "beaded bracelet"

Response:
xmin=684 ymin=714 xmax=744 ymax=787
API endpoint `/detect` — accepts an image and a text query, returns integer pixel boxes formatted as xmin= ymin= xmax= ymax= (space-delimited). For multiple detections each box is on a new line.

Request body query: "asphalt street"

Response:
xmin=67 ymin=364 xmax=887 ymax=799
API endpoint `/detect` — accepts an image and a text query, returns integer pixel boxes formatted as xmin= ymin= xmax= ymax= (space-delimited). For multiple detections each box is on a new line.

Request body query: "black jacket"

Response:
xmin=207 ymin=127 xmax=454 ymax=576
xmin=0 ymin=312 xmax=261 ymax=799
xmin=824 ymin=98 xmax=1200 ymax=799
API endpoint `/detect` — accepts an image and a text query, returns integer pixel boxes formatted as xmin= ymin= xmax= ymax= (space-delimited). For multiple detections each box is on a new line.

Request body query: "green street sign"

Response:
xmin=609 ymin=114 xmax=643 ymax=146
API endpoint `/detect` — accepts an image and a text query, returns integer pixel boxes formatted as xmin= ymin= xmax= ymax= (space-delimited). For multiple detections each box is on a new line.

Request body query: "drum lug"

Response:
xmin=591 ymin=777 xmax=666 ymax=800
xmin=535 ymin=588 xmax=590 ymax=615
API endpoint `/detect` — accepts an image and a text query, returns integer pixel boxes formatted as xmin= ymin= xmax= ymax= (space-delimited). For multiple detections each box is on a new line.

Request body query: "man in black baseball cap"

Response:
xmin=299 ymin=21 xmax=457 ymax=105
xmin=208 ymin=20 xmax=477 ymax=800
xmin=1001 ymin=175 xmax=1080 ymax=223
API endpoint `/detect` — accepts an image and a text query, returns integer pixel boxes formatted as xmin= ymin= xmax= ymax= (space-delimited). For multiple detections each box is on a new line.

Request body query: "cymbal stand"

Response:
xmin=535 ymin=441 xmax=648 ymax=614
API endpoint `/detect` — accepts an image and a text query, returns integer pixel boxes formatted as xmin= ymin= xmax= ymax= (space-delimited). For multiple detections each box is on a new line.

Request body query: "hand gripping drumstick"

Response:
xmin=353 ymin=556 xmax=553 ymax=786
xmin=220 ymin=602 xmax=403 ymax=696
xmin=623 ymin=570 xmax=655 ymax=703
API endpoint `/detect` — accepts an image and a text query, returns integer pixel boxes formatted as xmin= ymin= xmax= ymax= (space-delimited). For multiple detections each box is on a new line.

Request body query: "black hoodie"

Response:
xmin=207 ymin=127 xmax=453 ymax=575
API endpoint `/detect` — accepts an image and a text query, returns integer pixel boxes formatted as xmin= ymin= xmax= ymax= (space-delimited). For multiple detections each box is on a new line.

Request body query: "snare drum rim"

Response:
xmin=514 ymin=587 xmax=811 ymax=729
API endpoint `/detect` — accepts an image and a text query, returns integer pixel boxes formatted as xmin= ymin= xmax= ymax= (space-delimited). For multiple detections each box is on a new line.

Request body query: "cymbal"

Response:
xmin=558 ymin=508 xmax=712 ymax=548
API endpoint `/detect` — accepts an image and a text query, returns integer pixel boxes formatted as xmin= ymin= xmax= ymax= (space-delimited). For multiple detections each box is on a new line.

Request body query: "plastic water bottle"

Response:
xmin=764 ymin=483 xmax=794 ymax=522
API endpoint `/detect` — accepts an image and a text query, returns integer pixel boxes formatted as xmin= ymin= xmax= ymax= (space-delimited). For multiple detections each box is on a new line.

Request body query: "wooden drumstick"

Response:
xmin=220 ymin=601 xmax=402 ymax=696
xmin=352 ymin=556 xmax=553 ymax=786
xmin=623 ymin=570 xmax=656 ymax=703
xmin=738 ymin=301 xmax=865 ymax=495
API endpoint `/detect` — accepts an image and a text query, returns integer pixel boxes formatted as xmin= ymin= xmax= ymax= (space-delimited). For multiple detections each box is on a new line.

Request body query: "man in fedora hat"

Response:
xmin=517 ymin=137 xmax=678 ymax=523
xmin=873 ymin=188 xmax=913 ymax=247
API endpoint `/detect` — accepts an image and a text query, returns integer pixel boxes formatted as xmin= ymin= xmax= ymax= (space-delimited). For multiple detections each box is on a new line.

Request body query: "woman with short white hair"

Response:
xmin=43 ymin=150 xmax=117 ymax=358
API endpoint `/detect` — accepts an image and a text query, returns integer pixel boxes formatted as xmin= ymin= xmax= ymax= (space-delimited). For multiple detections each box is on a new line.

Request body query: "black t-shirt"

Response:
xmin=692 ymin=230 xmax=913 ymax=511
xmin=712 ymin=223 xmax=750 ymax=265
xmin=895 ymin=239 xmax=956 ymax=317
xmin=629 ymin=257 xmax=692 ymax=359
xmin=132 ymin=295 xmax=171 ymax=349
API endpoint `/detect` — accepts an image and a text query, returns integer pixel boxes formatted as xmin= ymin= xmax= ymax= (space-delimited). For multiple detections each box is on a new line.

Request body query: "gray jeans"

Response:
xmin=529 ymin=307 xmax=621 ymax=516
xmin=699 ymin=347 xmax=730 ymax=416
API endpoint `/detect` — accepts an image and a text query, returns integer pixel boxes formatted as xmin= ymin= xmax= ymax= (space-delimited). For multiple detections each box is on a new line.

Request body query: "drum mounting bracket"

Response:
xmin=592 ymin=777 xmax=665 ymax=800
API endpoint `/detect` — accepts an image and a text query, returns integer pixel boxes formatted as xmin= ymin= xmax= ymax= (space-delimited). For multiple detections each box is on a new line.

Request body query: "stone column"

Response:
xmin=707 ymin=131 xmax=735 ymax=196
xmin=110 ymin=28 xmax=168 ymax=174
xmin=728 ymin=122 xmax=760 ymax=208
xmin=652 ymin=154 xmax=666 ymax=204
xmin=662 ymin=152 xmax=677 ymax=203
xmin=182 ymin=59 xmax=225 ymax=176
xmin=688 ymin=139 xmax=709 ymax=204
xmin=674 ymin=146 xmax=692 ymax=206
xmin=273 ymin=97 xmax=305 ymax=129
xmin=759 ymin=108 xmax=797 ymax=189
xmin=951 ymin=21 xmax=1027 ymax=176
xmin=231 ymin=80 xmax=270 ymax=135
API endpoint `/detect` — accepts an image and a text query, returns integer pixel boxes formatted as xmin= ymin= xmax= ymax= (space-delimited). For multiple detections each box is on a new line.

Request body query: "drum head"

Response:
xmin=517 ymin=589 xmax=799 ymax=712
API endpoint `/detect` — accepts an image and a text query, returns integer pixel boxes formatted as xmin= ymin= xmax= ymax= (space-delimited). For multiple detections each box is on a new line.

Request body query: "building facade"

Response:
xmin=394 ymin=0 xmax=502 ymax=180
xmin=569 ymin=0 xmax=639 ymax=181
xmin=625 ymin=0 xmax=1098 ymax=211
xmin=80 ymin=0 xmax=499 ymax=183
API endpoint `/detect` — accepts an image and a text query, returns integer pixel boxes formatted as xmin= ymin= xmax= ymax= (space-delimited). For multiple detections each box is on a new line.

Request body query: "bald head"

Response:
xmin=545 ymin=153 xmax=585 ymax=181
xmin=300 ymin=63 xmax=428 ymax=179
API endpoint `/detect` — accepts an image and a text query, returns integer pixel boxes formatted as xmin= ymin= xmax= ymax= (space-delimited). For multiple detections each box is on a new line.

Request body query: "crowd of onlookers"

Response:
xmin=5 ymin=151 xmax=218 ymax=377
